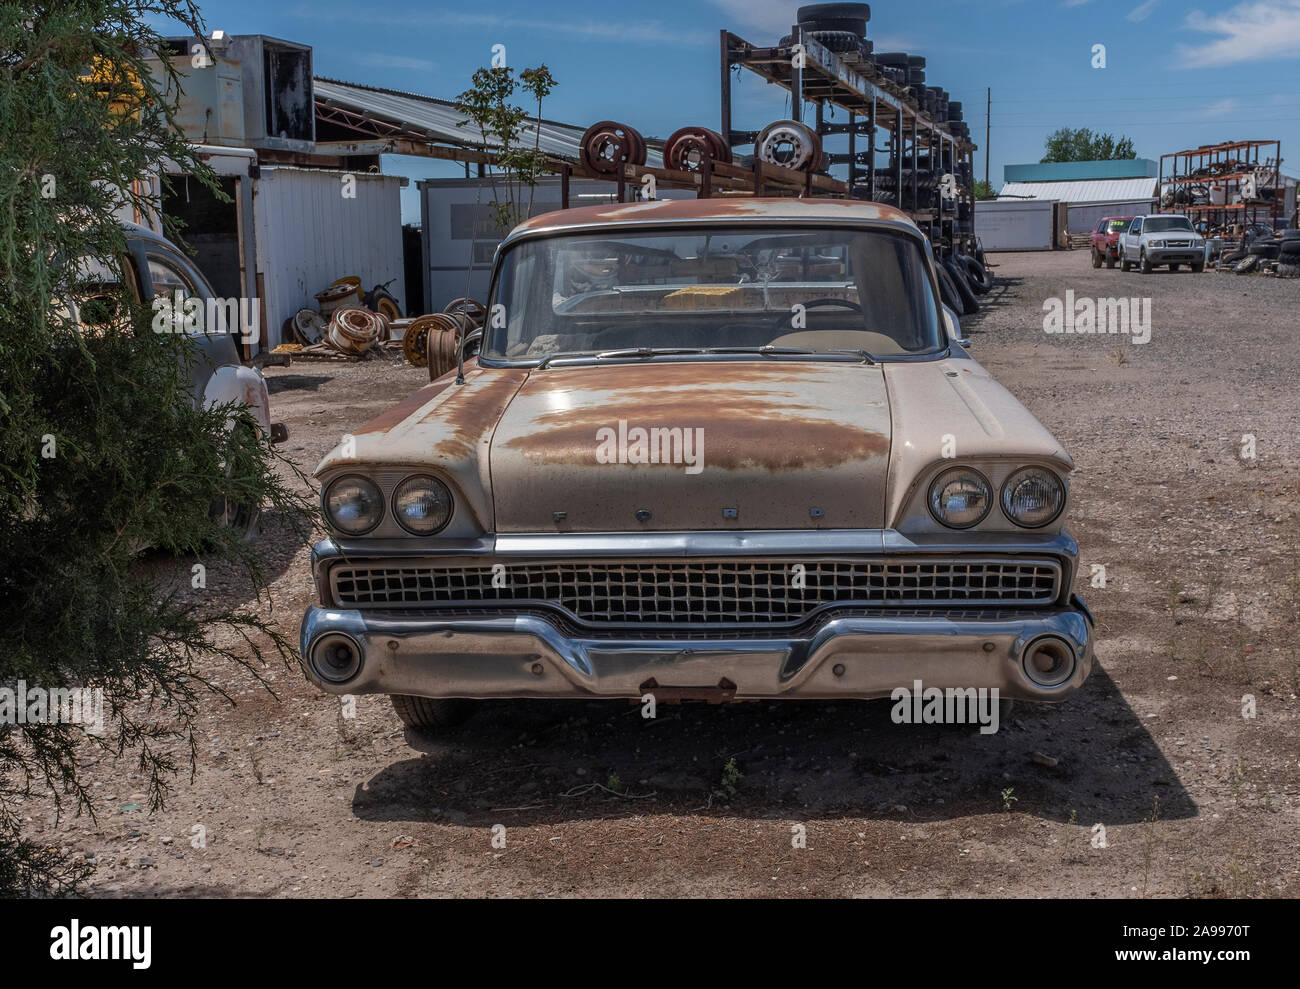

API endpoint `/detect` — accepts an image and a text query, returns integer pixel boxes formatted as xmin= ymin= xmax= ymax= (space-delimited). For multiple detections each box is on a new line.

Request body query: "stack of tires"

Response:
xmin=781 ymin=4 xmax=874 ymax=63
xmin=935 ymin=250 xmax=994 ymax=316
xmin=1278 ymin=230 xmax=1300 ymax=278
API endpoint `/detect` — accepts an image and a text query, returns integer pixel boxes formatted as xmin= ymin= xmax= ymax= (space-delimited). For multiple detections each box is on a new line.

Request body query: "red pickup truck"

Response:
xmin=1090 ymin=216 xmax=1134 ymax=269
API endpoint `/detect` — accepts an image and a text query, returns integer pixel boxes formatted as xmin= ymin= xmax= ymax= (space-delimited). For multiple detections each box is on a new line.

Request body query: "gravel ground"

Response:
xmin=21 ymin=250 xmax=1300 ymax=898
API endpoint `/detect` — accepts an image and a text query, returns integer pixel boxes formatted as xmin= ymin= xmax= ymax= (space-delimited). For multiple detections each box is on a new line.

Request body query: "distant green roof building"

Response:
xmin=1004 ymin=159 xmax=1158 ymax=184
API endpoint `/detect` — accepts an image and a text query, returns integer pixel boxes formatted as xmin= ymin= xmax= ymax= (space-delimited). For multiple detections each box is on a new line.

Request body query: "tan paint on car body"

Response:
xmin=316 ymin=360 xmax=528 ymax=531
xmin=316 ymin=199 xmax=1073 ymax=542
xmin=491 ymin=360 xmax=890 ymax=532
xmin=882 ymin=356 xmax=1074 ymax=532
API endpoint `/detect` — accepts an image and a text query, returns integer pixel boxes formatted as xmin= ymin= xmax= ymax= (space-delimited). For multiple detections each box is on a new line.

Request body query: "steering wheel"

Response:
xmin=771 ymin=297 xmax=862 ymax=325
xmin=798 ymin=298 xmax=862 ymax=312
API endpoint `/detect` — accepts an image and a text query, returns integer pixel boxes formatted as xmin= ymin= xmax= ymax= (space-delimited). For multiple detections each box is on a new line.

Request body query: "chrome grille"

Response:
xmin=329 ymin=557 xmax=1062 ymax=625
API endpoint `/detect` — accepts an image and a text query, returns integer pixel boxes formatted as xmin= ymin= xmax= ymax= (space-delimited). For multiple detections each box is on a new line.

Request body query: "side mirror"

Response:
xmin=942 ymin=304 xmax=971 ymax=348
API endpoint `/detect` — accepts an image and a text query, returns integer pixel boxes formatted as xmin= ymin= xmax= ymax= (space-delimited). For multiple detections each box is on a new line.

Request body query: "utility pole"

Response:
xmin=985 ymin=87 xmax=991 ymax=190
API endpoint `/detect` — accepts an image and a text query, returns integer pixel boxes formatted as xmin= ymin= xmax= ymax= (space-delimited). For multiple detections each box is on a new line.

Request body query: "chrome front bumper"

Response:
xmin=298 ymin=599 xmax=1094 ymax=703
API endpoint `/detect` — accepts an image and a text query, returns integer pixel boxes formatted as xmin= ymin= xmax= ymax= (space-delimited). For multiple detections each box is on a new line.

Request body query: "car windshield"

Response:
xmin=1107 ymin=220 xmax=1130 ymax=232
xmin=485 ymin=225 xmax=944 ymax=361
xmin=1143 ymin=217 xmax=1195 ymax=233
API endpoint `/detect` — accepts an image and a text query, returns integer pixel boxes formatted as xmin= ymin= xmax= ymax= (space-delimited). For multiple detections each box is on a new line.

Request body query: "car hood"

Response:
xmin=490 ymin=360 xmax=892 ymax=532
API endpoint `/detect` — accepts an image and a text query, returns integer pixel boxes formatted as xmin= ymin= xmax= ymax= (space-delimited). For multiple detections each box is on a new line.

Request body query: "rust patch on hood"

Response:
xmin=499 ymin=361 xmax=888 ymax=471
xmin=430 ymin=368 xmax=530 ymax=460
xmin=353 ymin=365 xmax=465 ymax=436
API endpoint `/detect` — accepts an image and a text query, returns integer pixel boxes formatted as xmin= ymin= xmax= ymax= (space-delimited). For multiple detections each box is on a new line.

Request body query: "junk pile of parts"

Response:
xmin=273 ymin=275 xmax=488 ymax=369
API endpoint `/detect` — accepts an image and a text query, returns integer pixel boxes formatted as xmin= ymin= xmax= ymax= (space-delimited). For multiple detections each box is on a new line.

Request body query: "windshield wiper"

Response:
xmin=534 ymin=351 xmax=600 ymax=369
xmin=825 ymin=348 xmax=878 ymax=365
xmin=703 ymin=345 xmax=816 ymax=357
xmin=594 ymin=347 xmax=709 ymax=359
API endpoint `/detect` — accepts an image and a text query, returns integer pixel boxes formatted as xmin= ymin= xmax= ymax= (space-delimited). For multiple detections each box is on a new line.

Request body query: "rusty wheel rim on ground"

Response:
xmin=401 ymin=314 xmax=441 ymax=367
xmin=441 ymin=297 xmax=487 ymax=327
xmin=422 ymin=313 xmax=464 ymax=379
xmin=327 ymin=307 xmax=382 ymax=355
xmin=293 ymin=308 xmax=327 ymax=344
xmin=330 ymin=275 xmax=363 ymax=302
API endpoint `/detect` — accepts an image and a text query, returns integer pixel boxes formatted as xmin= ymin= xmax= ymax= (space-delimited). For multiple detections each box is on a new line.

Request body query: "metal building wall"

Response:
xmin=253 ymin=166 xmax=405 ymax=347
xmin=974 ymin=199 xmax=1056 ymax=251
xmin=418 ymin=176 xmax=696 ymax=314
xmin=1067 ymin=200 xmax=1157 ymax=236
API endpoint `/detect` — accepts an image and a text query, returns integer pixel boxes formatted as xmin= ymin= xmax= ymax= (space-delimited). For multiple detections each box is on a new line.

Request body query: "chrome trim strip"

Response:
xmin=498 ymin=216 xmax=927 ymax=252
xmin=319 ymin=530 xmax=1079 ymax=562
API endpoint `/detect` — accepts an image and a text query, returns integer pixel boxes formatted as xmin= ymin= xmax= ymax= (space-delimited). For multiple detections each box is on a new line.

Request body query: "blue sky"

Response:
xmin=156 ymin=0 xmax=1300 ymax=221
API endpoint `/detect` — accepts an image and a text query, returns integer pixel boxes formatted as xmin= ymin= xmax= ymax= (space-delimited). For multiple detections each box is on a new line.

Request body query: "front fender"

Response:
xmin=202 ymin=364 xmax=271 ymax=435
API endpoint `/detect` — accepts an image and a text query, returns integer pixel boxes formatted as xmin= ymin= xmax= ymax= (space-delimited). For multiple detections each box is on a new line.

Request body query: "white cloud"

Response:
xmin=355 ymin=53 xmax=434 ymax=72
xmin=1179 ymin=0 xmax=1300 ymax=65
xmin=1128 ymin=0 xmax=1160 ymax=21
xmin=705 ymin=0 xmax=800 ymax=37
xmin=1062 ymin=0 xmax=1092 ymax=7
xmin=1204 ymin=97 xmax=1238 ymax=116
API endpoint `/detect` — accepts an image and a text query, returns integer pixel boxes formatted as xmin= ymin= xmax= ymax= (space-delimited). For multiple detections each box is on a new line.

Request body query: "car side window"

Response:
xmin=1097 ymin=220 xmax=1108 ymax=234
xmin=1130 ymin=219 xmax=1142 ymax=234
xmin=147 ymin=253 xmax=206 ymax=335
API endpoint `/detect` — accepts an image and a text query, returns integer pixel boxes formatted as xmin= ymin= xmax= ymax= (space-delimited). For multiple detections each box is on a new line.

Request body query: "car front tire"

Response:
xmin=1140 ymin=250 xmax=1152 ymax=274
xmin=389 ymin=695 xmax=474 ymax=732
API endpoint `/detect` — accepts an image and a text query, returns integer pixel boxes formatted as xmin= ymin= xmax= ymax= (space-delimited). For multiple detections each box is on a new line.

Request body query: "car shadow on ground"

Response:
xmin=265 ymin=373 xmax=335 ymax=394
xmin=351 ymin=663 xmax=1194 ymax=829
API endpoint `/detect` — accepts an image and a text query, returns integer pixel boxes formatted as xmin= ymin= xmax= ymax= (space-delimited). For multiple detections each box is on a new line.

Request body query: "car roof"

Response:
xmin=120 ymin=220 xmax=176 ymax=248
xmin=510 ymin=197 xmax=920 ymax=239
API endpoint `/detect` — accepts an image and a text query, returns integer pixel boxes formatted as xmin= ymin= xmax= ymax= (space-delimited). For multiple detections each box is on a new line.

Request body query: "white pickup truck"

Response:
xmin=1119 ymin=215 xmax=1205 ymax=274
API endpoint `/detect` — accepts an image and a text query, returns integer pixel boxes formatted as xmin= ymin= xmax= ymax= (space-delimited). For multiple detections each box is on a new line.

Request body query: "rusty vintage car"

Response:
xmin=299 ymin=198 xmax=1093 ymax=730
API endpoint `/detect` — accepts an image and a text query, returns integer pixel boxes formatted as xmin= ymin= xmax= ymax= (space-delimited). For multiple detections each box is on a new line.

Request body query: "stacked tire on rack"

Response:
xmin=779 ymin=4 xmax=875 ymax=63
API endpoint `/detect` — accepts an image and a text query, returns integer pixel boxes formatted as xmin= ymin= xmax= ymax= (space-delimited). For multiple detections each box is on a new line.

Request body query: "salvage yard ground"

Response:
xmin=25 ymin=251 xmax=1300 ymax=897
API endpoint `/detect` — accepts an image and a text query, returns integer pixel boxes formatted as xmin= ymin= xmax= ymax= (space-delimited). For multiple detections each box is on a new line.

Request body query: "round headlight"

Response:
xmin=928 ymin=467 xmax=992 ymax=529
xmin=392 ymin=475 xmax=453 ymax=535
xmin=324 ymin=475 xmax=384 ymax=535
xmin=1001 ymin=467 xmax=1066 ymax=528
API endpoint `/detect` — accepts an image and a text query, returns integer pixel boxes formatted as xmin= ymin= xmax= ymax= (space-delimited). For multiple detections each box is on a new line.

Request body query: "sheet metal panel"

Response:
xmin=313 ymin=78 xmax=665 ymax=167
xmin=253 ymin=166 xmax=404 ymax=346
xmin=974 ymin=199 xmax=1055 ymax=252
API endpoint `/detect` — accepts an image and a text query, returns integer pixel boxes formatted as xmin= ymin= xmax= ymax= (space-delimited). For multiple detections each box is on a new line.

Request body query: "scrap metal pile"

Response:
xmin=275 ymin=276 xmax=403 ymax=360
xmin=399 ymin=298 xmax=486 ymax=378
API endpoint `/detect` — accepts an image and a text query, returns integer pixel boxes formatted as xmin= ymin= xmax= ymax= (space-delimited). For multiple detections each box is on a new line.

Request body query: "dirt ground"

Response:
xmin=22 ymin=251 xmax=1300 ymax=898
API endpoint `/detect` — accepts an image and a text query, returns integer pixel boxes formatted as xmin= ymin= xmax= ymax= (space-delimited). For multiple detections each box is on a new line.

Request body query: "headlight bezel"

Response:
xmin=323 ymin=473 xmax=386 ymax=536
xmin=1000 ymin=466 xmax=1067 ymax=529
xmin=391 ymin=473 xmax=454 ymax=536
xmin=927 ymin=466 xmax=994 ymax=530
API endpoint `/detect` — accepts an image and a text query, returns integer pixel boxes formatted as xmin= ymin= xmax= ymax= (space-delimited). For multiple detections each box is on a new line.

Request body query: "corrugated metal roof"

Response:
xmin=998 ymin=178 xmax=1158 ymax=204
xmin=313 ymin=77 xmax=663 ymax=167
